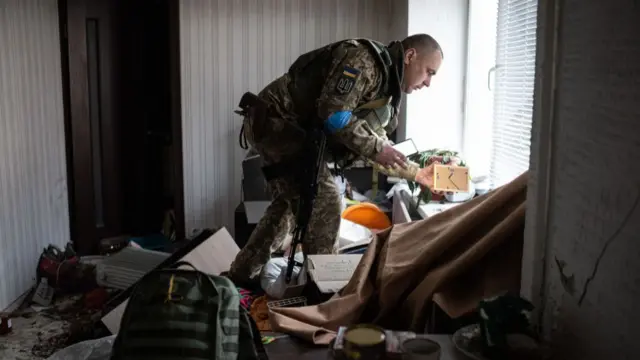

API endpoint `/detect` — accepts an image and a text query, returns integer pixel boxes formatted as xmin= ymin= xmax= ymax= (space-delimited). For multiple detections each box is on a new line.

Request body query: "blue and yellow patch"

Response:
xmin=342 ymin=67 xmax=360 ymax=78
xmin=335 ymin=66 xmax=361 ymax=95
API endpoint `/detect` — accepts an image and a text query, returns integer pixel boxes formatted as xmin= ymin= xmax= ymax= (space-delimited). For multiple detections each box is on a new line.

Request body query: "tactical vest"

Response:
xmin=352 ymin=39 xmax=403 ymax=136
xmin=287 ymin=38 xmax=403 ymax=135
xmin=284 ymin=39 xmax=403 ymax=169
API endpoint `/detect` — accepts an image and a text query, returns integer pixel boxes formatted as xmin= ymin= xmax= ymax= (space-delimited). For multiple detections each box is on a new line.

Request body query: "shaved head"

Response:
xmin=400 ymin=33 xmax=443 ymax=94
xmin=401 ymin=33 xmax=443 ymax=58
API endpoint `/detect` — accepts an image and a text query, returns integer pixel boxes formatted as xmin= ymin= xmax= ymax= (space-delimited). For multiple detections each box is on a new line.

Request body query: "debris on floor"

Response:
xmin=0 ymin=242 xmax=123 ymax=359
xmin=1 ymin=293 xmax=112 ymax=359
xmin=0 ymin=225 xmax=372 ymax=359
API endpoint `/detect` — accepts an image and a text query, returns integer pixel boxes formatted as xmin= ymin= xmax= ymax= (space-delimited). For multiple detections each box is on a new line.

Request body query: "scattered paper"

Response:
xmin=338 ymin=218 xmax=372 ymax=249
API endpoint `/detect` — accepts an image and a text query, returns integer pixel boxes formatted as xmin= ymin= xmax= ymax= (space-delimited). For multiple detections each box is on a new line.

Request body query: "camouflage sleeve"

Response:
xmin=316 ymin=46 xmax=385 ymax=159
xmin=368 ymin=159 xmax=420 ymax=182
xmin=372 ymin=125 xmax=388 ymax=141
xmin=384 ymin=111 xmax=399 ymax=136
xmin=372 ymin=127 xmax=393 ymax=146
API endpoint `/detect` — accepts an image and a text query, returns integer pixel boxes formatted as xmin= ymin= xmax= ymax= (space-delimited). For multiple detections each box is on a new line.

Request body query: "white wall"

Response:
xmin=179 ymin=0 xmax=400 ymax=234
xmin=406 ymin=0 xmax=468 ymax=152
xmin=0 ymin=0 xmax=69 ymax=309
xmin=526 ymin=0 xmax=640 ymax=358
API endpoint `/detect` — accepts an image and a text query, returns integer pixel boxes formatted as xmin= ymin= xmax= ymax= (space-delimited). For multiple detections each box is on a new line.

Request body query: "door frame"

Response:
xmin=520 ymin=0 xmax=561 ymax=331
xmin=168 ymin=0 xmax=186 ymax=244
xmin=57 ymin=0 xmax=186 ymax=254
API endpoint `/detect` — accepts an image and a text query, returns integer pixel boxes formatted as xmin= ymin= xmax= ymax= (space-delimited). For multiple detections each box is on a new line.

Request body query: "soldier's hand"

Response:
xmin=415 ymin=161 xmax=445 ymax=195
xmin=375 ymin=144 xmax=407 ymax=169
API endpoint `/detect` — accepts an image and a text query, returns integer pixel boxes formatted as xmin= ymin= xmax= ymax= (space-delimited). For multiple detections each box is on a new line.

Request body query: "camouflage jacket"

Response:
xmin=258 ymin=39 xmax=405 ymax=163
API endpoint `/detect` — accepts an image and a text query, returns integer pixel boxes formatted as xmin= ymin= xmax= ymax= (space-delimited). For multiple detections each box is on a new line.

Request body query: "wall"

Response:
xmin=527 ymin=0 xmax=640 ymax=358
xmin=388 ymin=0 xmax=410 ymax=141
xmin=0 ymin=0 xmax=69 ymax=309
xmin=406 ymin=0 xmax=468 ymax=152
xmin=179 ymin=0 xmax=400 ymax=234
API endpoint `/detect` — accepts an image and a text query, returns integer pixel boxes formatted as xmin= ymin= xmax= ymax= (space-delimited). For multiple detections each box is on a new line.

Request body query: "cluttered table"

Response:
xmin=264 ymin=332 xmax=471 ymax=359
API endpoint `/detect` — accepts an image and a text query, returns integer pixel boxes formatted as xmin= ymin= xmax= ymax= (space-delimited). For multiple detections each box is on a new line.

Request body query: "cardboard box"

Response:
xmin=242 ymin=152 xmax=271 ymax=201
xmin=279 ymin=267 xmax=308 ymax=299
xmin=265 ymin=254 xmax=364 ymax=301
xmin=234 ymin=201 xmax=272 ymax=249
xmin=306 ymin=254 xmax=363 ymax=294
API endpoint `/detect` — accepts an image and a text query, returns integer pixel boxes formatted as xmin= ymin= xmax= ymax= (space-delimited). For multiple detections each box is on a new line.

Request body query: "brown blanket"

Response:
xmin=269 ymin=171 xmax=528 ymax=344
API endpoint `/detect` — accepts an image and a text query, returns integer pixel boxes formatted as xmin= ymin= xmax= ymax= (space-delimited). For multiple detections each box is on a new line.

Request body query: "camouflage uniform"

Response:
xmin=229 ymin=39 xmax=405 ymax=283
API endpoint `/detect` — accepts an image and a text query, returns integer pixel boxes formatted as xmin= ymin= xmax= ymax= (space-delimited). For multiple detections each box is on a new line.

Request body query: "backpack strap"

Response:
xmin=237 ymin=305 xmax=270 ymax=360
xmin=208 ymin=276 xmax=243 ymax=359
xmin=356 ymin=38 xmax=403 ymax=116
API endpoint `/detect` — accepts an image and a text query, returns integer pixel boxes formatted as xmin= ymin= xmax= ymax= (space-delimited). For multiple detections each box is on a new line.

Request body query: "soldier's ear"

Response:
xmin=404 ymin=48 xmax=417 ymax=65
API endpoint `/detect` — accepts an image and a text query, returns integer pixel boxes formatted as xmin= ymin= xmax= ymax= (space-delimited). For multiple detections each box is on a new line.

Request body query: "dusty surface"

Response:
xmin=0 ymin=295 xmax=107 ymax=359
xmin=1 ymin=310 xmax=68 ymax=360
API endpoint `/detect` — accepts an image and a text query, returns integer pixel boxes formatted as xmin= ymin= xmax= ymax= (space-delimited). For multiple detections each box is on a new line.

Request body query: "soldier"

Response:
xmin=229 ymin=34 xmax=444 ymax=284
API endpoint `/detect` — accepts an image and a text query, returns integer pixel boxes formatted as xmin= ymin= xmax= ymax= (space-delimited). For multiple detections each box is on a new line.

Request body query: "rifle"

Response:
xmin=285 ymin=128 xmax=328 ymax=283
xmin=234 ymin=91 xmax=328 ymax=284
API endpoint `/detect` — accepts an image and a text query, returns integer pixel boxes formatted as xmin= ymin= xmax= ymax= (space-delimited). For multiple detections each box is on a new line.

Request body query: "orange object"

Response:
xmin=250 ymin=296 xmax=271 ymax=332
xmin=341 ymin=203 xmax=391 ymax=230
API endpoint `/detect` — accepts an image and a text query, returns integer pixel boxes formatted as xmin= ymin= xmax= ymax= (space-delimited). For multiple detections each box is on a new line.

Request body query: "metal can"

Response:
xmin=343 ymin=324 xmax=387 ymax=360
xmin=401 ymin=338 xmax=441 ymax=360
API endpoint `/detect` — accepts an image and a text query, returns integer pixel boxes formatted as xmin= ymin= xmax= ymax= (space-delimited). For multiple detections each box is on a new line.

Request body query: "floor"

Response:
xmin=0 ymin=295 xmax=107 ymax=360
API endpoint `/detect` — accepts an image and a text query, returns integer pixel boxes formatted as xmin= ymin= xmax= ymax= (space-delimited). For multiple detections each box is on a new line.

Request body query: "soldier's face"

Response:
xmin=402 ymin=49 xmax=443 ymax=94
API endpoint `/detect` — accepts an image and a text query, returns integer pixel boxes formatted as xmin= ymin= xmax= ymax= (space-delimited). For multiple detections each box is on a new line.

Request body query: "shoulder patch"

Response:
xmin=335 ymin=66 xmax=361 ymax=95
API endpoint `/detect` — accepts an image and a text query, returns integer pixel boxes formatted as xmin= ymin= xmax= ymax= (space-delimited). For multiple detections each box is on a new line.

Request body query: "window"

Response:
xmin=404 ymin=0 xmax=470 ymax=152
xmin=462 ymin=0 xmax=499 ymax=178
xmin=463 ymin=0 xmax=538 ymax=187
xmin=491 ymin=0 xmax=538 ymax=187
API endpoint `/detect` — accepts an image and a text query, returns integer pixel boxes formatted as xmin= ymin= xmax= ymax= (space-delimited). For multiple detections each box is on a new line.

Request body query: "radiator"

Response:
xmin=96 ymin=247 xmax=170 ymax=290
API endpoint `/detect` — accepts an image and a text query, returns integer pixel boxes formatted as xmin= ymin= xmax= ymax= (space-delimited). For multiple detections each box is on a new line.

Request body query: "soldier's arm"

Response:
xmin=316 ymin=48 xmax=385 ymax=159
xmin=384 ymin=112 xmax=399 ymax=141
xmin=372 ymin=126 xmax=389 ymax=143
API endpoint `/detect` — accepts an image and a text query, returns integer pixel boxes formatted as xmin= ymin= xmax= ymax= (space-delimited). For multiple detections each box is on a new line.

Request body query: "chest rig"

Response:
xmin=328 ymin=39 xmax=404 ymax=168
xmin=353 ymin=96 xmax=394 ymax=137
xmin=353 ymin=39 xmax=403 ymax=134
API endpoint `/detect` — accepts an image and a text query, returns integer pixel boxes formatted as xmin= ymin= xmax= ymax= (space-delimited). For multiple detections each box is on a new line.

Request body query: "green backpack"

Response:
xmin=110 ymin=261 xmax=268 ymax=360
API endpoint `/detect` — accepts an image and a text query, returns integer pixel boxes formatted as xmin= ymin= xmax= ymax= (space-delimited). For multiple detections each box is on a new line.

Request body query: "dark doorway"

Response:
xmin=58 ymin=0 xmax=185 ymax=254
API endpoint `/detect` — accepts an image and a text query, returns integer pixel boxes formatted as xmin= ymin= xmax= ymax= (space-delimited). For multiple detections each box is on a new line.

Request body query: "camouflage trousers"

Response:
xmin=228 ymin=103 xmax=341 ymax=284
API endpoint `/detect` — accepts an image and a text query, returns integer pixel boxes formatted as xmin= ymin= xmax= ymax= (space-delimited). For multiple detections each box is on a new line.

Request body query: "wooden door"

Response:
xmin=60 ymin=0 xmax=125 ymax=254
xmin=59 ymin=0 xmax=184 ymax=254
